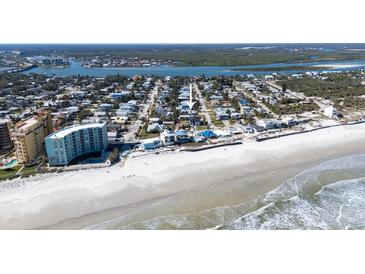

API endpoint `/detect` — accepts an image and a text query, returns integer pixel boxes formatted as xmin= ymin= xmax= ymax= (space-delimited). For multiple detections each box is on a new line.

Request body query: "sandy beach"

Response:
xmin=2 ymin=123 xmax=365 ymax=229
xmin=313 ymin=63 xmax=364 ymax=69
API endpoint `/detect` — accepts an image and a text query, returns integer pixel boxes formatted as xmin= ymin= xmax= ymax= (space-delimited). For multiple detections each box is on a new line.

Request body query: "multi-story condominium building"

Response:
xmin=0 ymin=119 xmax=12 ymax=153
xmin=45 ymin=123 xmax=108 ymax=166
xmin=12 ymin=111 xmax=53 ymax=164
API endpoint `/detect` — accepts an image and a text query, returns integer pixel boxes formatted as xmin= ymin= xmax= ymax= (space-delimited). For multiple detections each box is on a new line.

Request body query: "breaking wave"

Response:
xmin=98 ymin=154 xmax=365 ymax=230
xmin=226 ymin=154 xmax=365 ymax=229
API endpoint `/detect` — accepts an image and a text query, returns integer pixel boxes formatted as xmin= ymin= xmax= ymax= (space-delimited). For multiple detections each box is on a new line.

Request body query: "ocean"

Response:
xmin=99 ymin=154 xmax=365 ymax=230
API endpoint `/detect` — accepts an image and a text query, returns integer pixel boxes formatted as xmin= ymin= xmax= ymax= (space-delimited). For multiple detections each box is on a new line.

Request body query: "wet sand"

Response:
xmin=1 ymin=123 xmax=365 ymax=229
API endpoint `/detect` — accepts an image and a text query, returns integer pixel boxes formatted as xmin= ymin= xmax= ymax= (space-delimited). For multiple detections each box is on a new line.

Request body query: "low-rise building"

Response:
xmin=147 ymin=123 xmax=163 ymax=133
xmin=66 ymin=106 xmax=79 ymax=114
xmin=230 ymin=112 xmax=242 ymax=120
xmin=281 ymin=116 xmax=296 ymax=126
xmin=215 ymin=107 xmax=230 ymax=120
xmin=256 ymin=119 xmax=283 ymax=130
xmin=98 ymin=103 xmax=113 ymax=111
xmin=324 ymin=106 xmax=338 ymax=118
xmin=175 ymin=130 xmax=190 ymax=143
xmin=140 ymin=137 xmax=162 ymax=150
xmin=210 ymin=95 xmax=224 ymax=101
xmin=212 ymin=130 xmax=231 ymax=138
xmin=160 ymin=130 xmax=175 ymax=146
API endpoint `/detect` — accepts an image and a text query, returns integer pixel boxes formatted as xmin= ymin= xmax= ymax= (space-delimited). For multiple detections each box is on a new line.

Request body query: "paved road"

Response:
xmin=123 ymin=81 xmax=160 ymax=143
xmin=238 ymin=86 xmax=279 ymax=119
xmin=194 ymin=83 xmax=213 ymax=127
xmin=222 ymin=120 xmax=231 ymax=129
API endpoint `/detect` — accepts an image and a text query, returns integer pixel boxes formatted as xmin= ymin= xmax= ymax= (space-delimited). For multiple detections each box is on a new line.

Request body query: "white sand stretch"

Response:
xmin=313 ymin=63 xmax=364 ymax=69
xmin=1 ymin=123 xmax=365 ymax=229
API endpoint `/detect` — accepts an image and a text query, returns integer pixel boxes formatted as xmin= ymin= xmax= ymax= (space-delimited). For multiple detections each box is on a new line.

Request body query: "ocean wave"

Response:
xmin=226 ymin=154 xmax=365 ymax=230
xmin=227 ymin=178 xmax=365 ymax=229
xmin=98 ymin=154 xmax=365 ymax=230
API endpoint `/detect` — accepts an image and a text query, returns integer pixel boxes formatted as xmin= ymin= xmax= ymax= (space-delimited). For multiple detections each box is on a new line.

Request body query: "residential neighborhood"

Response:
xmin=1 ymin=64 xmax=365 ymax=180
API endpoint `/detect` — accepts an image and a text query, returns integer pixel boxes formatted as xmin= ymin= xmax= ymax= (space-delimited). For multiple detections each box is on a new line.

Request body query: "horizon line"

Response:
xmin=1 ymin=42 xmax=365 ymax=45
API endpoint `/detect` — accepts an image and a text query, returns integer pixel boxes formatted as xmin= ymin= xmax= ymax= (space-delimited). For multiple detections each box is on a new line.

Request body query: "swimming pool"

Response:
xmin=2 ymin=159 xmax=18 ymax=169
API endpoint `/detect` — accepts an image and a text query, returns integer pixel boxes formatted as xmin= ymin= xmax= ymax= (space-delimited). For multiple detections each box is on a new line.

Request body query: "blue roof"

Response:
xmin=111 ymin=93 xmax=125 ymax=97
xmin=239 ymin=99 xmax=250 ymax=106
xmin=198 ymin=130 xmax=216 ymax=138
xmin=175 ymin=130 xmax=189 ymax=136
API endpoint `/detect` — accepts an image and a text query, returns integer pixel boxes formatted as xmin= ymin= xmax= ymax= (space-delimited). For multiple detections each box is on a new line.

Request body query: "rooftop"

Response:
xmin=46 ymin=123 xmax=105 ymax=139
xmin=16 ymin=117 xmax=39 ymax=131
xmin=0 ymin=119 xmax=9 ymax=125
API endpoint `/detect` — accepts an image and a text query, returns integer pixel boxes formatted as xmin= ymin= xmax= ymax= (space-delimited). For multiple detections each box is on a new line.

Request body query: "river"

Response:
xmin=24 ymin=60 xmax=365 ymax=77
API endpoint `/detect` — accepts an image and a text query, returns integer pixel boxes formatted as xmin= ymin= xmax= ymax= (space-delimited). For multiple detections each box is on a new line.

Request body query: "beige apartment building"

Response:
xmin=12 ymin=111 xmax=53 ymax=164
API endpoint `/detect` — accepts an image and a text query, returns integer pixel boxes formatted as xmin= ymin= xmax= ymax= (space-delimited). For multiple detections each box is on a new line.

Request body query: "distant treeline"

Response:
xmin=68 ymin=48 xmax=365 ymax=66
xmin=14 ymin=45 xmax=365 ymax=66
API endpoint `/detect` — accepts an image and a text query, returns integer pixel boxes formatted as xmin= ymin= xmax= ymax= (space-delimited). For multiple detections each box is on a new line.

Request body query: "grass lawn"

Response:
xmin=208 ymin=111 xmax=225 ymax=127
xmin=196 ymin=125 xmax=209 ymax=131
xmin=0 ymin=165 xmax=22 ymax=181
xmin=183 ymin=142 xmax=205 ymax=148
xmin=138 ymin=131 xmax=160 ymax=139
xmin=213 ymin=120 xmax=225 ymax=127
xmin=138 ymin=124 xmax=161 ymax=139
xmin=20 ymin=165 xmax=38 ymax=177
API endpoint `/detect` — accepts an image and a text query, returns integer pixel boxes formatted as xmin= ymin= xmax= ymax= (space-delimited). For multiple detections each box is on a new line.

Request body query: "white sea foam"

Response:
xmin=117 ymin=154 xmax=365 ymax=230
xmin=226 ymin=157 xmax=365 ymax=230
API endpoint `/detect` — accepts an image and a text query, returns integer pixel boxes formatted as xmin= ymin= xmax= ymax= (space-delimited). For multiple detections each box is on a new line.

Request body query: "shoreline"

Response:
xmin=2 ymin=123 xmax=365 ymax=229
xmin=230 ymin=65 xmax=332 ymax=72
xmin=313 ymin=63 xmax=365 ymax=69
